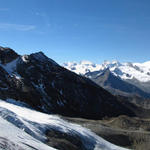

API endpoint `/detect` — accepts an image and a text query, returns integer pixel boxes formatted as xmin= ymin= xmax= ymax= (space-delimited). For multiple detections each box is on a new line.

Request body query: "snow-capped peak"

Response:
xmin=63 ymin=60 xmax=150 ymax=82
xmin=102 ymin=60 xmax=111 ymax=65
xmin=63 ymin=61 xmax=102 ymax=75
xmin=102 ymin=60 xmax=121 ymax=69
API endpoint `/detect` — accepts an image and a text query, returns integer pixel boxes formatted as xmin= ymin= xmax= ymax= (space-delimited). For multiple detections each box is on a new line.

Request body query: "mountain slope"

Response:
xmin=86 ymin=69 xmax=150 ymax=98
xmin=0 ymin=46 xmax=135 ymax=119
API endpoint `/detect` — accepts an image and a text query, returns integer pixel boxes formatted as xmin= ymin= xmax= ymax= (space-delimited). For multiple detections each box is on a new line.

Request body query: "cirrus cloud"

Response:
xmin=0 ymin=8 xmax=9 ymax=11
xmin=0 ymin=23 xmax=36 ymax=31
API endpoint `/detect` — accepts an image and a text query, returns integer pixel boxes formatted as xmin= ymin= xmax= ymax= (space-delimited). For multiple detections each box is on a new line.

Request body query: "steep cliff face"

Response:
xmin=0 ymin=46 xmax=135 ymax=119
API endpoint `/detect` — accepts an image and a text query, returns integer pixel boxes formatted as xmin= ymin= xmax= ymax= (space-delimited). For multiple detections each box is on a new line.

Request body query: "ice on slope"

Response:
xmin=0 ymin=117 xmax=55 ymax=150
xmin=0 ymin=57 xmax=21 ymax=79
xmin=63 ymin=60 xmax=150 ymax=82
xmin=0 ymin=99 xmax=129 ymax=150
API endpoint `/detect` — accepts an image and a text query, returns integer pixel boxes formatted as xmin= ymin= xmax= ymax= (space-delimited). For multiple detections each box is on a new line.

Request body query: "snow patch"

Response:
xmin=0 ymin=57 xmax=21 ymax=79
xmin=21 ymin=55 xmax=29 ymax=63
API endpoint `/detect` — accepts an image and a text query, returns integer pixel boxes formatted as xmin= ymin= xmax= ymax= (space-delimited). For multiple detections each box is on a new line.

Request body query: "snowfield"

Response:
xmin=0 ymin=99 xmax=129 ymax=150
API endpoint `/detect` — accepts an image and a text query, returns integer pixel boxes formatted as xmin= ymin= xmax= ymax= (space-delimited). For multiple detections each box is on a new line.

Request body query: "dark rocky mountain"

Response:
xmin=0 ymin=46 xmax=135 ymax=119
xmin=0 ymin=46 xmax=19 ymax=64
xmin=85 ymin=69 xmax=150 ymax=98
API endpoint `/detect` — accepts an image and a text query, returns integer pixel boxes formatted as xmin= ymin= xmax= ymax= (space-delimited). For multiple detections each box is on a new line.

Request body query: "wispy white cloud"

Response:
xmin=0 ymin=8 xmax=9 ymax=11
xmin=0 ymin=23 xmax=36 ymax=31
xmin=35 ymin=12 xmax=47 ymax=17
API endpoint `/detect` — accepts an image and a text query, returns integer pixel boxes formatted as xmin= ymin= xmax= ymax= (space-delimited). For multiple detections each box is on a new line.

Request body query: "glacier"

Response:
xmin=0 ymin=99 xmax=129 ymax=150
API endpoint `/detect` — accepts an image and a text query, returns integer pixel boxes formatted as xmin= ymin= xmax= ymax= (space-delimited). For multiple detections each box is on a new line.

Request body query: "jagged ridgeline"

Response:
xmin=0 ymin=46 xmax=135 ymax=119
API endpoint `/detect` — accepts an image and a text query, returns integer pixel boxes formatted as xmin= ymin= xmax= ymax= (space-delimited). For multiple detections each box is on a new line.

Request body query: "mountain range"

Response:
xmin=0 ymin=46 xmax=139 ymax=150
xmin=1 ymin=46 xmax=150 ymax=149
xmin=63 ymin=60 xmax=150 ymax=98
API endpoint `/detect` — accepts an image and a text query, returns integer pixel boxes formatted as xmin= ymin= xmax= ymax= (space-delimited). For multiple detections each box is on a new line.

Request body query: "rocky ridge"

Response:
xmin=0 ymin=46 xmax=135 ymax=119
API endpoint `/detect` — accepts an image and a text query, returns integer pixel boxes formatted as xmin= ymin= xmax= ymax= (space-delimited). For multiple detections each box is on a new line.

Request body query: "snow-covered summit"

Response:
xmin=63 ymin=60 xmax=150 ymax=82
xmin=63 ymin=60 xmax=102 ymax=75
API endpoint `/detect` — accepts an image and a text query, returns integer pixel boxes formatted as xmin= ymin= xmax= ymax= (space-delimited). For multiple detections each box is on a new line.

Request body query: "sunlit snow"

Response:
xmin=63 ymin=60 xmax=150 ymax=82
xmin=0 ymin=99 xmax=129 ymax=150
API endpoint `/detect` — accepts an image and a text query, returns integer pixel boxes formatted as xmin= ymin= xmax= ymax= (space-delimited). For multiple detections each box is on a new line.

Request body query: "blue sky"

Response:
xmin=0 ymin=0 xmax=150 ymax=64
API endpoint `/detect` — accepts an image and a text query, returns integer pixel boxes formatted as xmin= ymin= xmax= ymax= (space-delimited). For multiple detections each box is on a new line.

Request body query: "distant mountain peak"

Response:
xmin=92 ymin=68 xmax=150 ymax=98
xmin=102 ymin=60 xmax=121 ymax=69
